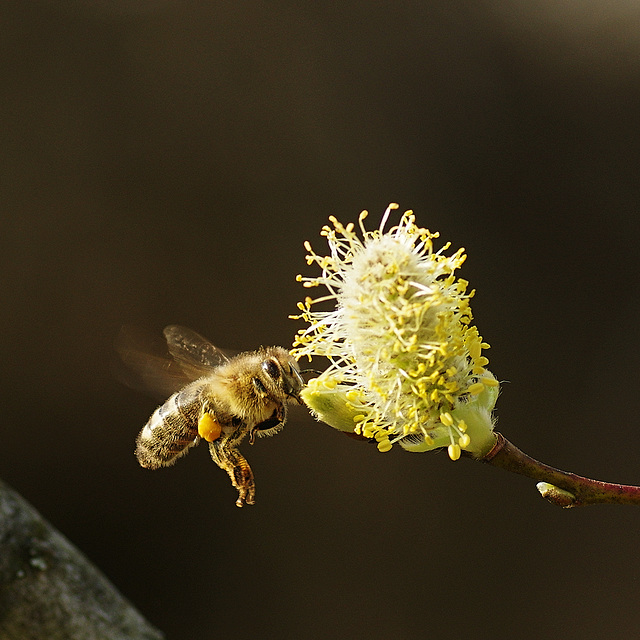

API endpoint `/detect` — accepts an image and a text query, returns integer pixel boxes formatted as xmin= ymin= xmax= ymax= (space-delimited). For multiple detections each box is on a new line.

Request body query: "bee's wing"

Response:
xmin=162 ymin=325 xmax=230 ymax=380
xmin=114 ymin=325 xmax=201 ymax=399
xmin=115 ymin=325 xmax=232 ymax=399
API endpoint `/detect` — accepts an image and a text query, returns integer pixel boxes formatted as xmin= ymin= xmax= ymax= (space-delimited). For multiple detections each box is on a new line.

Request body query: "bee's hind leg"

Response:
xmin=208 ymin=438 xmax=255 ymax=507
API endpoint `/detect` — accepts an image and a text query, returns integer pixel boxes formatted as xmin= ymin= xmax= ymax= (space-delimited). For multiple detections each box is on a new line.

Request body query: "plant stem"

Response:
xmin=482 ymin=432 xmax=640 ymax=508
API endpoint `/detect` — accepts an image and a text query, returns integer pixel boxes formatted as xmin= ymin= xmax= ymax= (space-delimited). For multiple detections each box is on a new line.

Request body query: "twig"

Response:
xmin=482 ymin=432 xmax=640 ymax=508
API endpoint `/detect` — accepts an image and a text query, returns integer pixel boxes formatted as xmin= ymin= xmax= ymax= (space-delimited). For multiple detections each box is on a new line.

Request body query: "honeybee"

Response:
xmin=118 ymin=325 xmax=304 ymax=507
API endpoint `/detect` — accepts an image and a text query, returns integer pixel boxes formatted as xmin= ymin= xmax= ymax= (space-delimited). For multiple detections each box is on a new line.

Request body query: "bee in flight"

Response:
xmin=118 ymin=325 xmax=304 ymax=507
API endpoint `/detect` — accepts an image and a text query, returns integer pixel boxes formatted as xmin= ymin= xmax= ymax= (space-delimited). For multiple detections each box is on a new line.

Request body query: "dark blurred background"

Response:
xmin=2 ymin=2 xmax=640 ymax=638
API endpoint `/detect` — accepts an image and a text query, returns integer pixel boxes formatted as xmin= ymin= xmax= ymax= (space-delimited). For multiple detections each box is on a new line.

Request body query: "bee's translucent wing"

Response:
xmin=162 ymin=325 xmax=230 ymax=380
xmin=115 ymin=325 xmax=231 ymax=399
xmin=114 ymin=326 xmax=197 ymax=399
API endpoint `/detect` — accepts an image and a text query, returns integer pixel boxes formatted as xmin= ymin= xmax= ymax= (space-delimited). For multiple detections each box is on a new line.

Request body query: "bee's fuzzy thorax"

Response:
xmin=208 ymin=347 xmax=300 ymax=423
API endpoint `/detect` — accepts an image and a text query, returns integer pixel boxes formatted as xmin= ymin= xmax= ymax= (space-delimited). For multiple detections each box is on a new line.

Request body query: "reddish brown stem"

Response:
xmin=482 ymin=432 xmax=640 ymax=508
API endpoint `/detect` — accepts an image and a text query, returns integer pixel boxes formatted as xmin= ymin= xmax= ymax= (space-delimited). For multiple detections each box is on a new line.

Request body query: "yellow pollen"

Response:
xmin=198 ymin=412 xmax=222 ymax=443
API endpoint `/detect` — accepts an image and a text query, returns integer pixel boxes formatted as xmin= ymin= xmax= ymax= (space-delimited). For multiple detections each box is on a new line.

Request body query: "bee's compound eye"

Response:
xmin=262 ymin=359 xmax=280 ymax=380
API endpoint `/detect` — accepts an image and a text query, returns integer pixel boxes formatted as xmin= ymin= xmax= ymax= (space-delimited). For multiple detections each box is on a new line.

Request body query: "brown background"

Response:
xmin=2 ymin=2 xmax=640 ymax=639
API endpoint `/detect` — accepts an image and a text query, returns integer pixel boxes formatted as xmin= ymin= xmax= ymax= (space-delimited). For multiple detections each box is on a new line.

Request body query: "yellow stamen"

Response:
xmin=440 ymin=412 xmax=454 ymax=427
xmin=467 ymin=382 xmax=485 ymax=395
xmin=448 ymin=444 xmax=461 ymax=461
xmin=459 ymin=434 xmax=471 ymax=449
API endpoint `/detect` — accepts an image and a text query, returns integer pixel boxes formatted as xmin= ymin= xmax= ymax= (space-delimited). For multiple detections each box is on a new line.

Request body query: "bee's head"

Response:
xmin=252 ymin=347 xmax=304 ymax=404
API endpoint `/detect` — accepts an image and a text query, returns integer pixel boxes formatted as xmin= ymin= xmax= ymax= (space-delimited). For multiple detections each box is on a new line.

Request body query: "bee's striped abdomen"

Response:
xmin=135 ymin=382 xmax=206 ymax=469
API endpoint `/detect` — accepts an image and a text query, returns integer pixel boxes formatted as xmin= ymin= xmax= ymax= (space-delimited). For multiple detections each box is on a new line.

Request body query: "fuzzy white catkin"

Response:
xmin=292 ymin=205 xmax=499 ymax=459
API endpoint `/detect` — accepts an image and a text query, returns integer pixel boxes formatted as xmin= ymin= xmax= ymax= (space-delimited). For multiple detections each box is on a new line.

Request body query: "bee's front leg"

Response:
xmin=248 ymin=404 xmax=287 ymax=444
xmin=208 ymin=437 xmax=255 ymax=507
